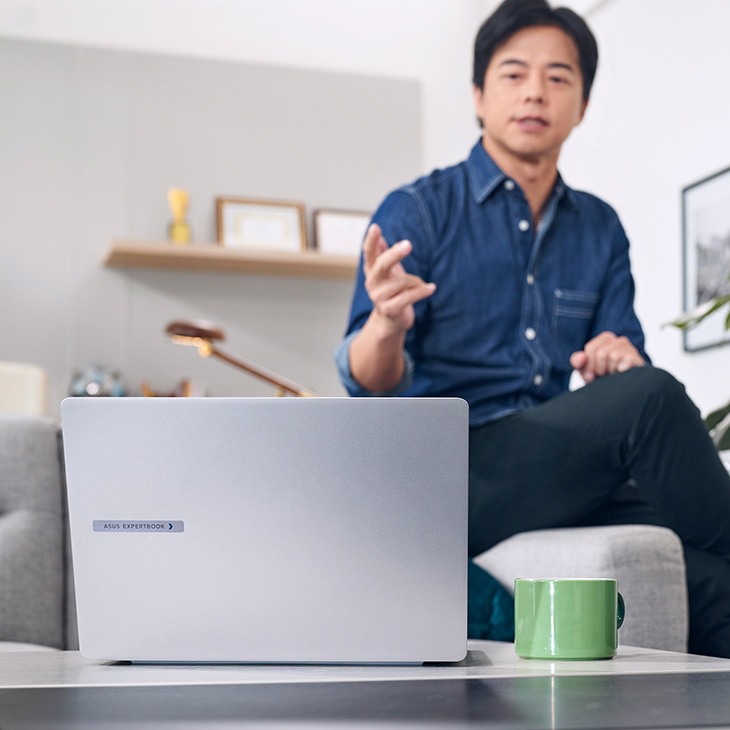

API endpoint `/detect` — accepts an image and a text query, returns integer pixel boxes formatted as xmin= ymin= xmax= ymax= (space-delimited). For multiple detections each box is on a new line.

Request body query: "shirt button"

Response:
xmin=533 ymin=374 xmax=543 ymax=386
xmin=518 ymin=219 xmax=530 ymax=232
xmin=526 ymin=274 xmax=535 ymax=285
xmin=525 ymin=327 xmax=536 ymax=340
xmin=504 ymin=180 xmax=515 ymax=191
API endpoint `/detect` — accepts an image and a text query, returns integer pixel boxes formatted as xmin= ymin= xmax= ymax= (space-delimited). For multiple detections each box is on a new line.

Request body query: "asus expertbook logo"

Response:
xmin=92 ymin=521 xmax=184 ymax=532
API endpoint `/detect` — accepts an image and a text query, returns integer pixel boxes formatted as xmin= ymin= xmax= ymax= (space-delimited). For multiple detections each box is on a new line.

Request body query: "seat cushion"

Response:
xmin=0 ymin=642 xmax=58 ymax=652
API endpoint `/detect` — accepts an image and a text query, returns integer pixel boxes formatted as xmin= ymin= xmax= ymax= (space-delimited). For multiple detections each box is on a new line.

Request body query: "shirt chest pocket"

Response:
xmin=551 ymin=288 xmax=599 ymax=364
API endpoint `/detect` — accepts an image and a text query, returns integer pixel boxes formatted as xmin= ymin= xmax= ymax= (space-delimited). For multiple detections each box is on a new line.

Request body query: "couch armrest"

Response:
xmin=473 ymin=525 xmax=688 ymax=653
xmin=0 ymin=415 xmax=65 ymax=648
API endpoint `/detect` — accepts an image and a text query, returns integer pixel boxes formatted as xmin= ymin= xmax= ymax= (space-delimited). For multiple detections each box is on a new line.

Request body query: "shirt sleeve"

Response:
xmin=333 ymin=331 xmax=415 ymax=397
xmin=334 ymin=187 xmax=434 ymax=397
xmin=590 ymin=213 xmax=651 ymax=364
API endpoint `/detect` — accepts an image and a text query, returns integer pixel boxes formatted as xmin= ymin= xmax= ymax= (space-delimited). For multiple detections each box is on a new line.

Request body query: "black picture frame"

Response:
xmin=682 ymin=164 xmax=730 ymax=352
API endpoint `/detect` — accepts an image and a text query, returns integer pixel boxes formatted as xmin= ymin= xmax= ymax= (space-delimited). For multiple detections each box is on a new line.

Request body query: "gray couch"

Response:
xmin=0 ymin=415 xmax=77 ymax=649
xmin=0 ymin=413 xmax=688 ymax=653
xmin=0 ymin=414 xmax=77 ymax=649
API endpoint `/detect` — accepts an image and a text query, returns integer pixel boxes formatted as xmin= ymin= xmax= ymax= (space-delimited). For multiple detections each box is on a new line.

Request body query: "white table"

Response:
xmin=2 ymin=641 xmax=730 ymax=728
xmin=2 ymin=640 xmax=730 ymax=688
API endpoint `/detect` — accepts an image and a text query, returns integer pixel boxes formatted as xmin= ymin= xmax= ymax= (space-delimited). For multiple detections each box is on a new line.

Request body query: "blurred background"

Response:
xmin=0 ymin=0 xmax=728 ymax=418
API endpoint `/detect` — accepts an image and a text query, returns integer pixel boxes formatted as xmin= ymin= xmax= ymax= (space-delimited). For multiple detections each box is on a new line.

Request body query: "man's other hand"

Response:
xmin=363 ymin=223 xmax=436 ymax=337
xmin=570 ymin=331 xmax=644 ymax=383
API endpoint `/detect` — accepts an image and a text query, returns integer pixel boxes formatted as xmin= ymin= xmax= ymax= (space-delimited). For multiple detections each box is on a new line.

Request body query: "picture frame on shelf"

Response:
xmin=682 ymin=164 xmax=730 ymax=352
xmin=313 ymin=209 xmax=371 ymax=257
xmin=216 ymin=197 xmax=306 ymax=253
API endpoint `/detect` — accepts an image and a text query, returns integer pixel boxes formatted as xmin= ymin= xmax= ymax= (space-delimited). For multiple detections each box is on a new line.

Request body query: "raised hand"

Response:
xmin=348 ymin=224 xmax=436 ymax=393
xmin=362 ymin=224 xmax=436 ymax=337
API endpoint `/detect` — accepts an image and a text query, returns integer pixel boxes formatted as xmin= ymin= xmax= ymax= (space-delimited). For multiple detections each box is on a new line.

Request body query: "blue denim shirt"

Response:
xmin=335 ymin=140 xmax=649 ymax=426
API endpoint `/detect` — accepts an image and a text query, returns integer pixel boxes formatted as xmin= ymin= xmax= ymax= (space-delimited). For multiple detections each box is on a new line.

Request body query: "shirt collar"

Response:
xmin=557 ymin=176 xmax=580 ymax=211
xmin=466 ymin=140 xmax=506 ymax=203
xmin=465 ymin=139 xmax=579 ymax=212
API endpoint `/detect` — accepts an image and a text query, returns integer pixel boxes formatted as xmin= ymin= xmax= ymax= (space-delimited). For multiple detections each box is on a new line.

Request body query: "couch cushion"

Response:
xmin=0 ymin=642 xmax=58 ymax=652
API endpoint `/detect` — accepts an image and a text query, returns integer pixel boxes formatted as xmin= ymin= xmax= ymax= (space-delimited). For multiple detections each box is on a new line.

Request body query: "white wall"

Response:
xmin=0 ymin=0 xmax=486 ymax=170
xmin=558 ymin=0 xmax=730 ymax=414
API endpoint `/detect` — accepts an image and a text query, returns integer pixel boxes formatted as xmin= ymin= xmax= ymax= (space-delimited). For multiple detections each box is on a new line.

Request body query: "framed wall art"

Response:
xmin=682 ymin=165 xmax=730 ymax=352
xmin=216 ymin=197 xmax=306 ymax=253
xmin=313 ymin=209 xmax=371 ymax=257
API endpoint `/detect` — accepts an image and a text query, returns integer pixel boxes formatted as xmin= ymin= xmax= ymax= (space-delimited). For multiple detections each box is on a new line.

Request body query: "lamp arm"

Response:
xmin=209 ymin=346 xmax=313 ymax=397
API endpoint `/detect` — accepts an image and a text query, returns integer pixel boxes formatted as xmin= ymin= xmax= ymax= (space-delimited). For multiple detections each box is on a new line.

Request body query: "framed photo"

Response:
xmin=683 ymin=165 xmax=730 ymax=352
xmin=216 ymin=197 xmax=306 ymax=252
xmin=313 ymin=209 xmax=371 ymax=257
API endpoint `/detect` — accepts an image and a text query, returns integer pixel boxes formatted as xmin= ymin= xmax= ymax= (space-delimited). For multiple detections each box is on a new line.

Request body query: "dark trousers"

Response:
xmin=468 ymin=366 xmax=730 ymax=658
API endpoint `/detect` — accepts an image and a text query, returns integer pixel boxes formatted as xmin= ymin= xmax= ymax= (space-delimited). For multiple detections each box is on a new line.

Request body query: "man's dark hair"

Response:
xmin=473 ymin=0 xmax=598 ymax=103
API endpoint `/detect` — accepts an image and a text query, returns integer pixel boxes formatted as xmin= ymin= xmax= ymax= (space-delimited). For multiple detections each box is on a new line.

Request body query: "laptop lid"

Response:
xmin=61 ymin=396 xmax=468 ymax=664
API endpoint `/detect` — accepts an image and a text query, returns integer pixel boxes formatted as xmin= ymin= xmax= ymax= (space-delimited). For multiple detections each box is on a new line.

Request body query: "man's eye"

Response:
xmin=550 ymin=77 xmax=568 ymax=84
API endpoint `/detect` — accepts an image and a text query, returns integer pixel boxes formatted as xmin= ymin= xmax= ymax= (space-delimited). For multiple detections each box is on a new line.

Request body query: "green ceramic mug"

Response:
xmin=514 ymin=578 xmax=625 ymax=660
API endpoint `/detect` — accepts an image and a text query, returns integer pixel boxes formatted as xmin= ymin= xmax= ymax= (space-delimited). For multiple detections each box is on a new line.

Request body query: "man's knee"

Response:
xmin=619 ymin=366 xmax=688 ymax=402
xmin=584 ymin=366 xmax=694 ymax=422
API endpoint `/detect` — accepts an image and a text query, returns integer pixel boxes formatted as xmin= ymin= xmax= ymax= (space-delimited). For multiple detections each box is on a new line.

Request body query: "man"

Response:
xmin=335 ymin=0 xmax=730 ymax=658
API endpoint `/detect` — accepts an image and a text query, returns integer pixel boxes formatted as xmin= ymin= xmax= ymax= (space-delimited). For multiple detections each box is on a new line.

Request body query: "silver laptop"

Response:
xmin=61 ymin=396 xmax=469 ymax=664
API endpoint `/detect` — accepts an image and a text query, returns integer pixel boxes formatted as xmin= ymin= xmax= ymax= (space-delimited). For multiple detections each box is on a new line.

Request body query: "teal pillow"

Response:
xmin=467 ymin=560 xmax=515 ymax=641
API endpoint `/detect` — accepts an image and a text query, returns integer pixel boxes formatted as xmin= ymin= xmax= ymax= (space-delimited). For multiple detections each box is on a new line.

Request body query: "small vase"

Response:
xmin=168 ymin=219 xmax=192 ymax=244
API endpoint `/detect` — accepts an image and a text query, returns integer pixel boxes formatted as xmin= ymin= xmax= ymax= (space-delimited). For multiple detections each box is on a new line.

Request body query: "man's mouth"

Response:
xmin=515 ymin=116 xmax=548 ymax=127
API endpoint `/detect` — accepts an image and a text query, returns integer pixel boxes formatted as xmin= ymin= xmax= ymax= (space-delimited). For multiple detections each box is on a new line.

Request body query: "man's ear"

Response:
xmin=575 ymin=99 xmax=589 ymax=127
xmin=473 ymin=84 xmax=485 ymax=124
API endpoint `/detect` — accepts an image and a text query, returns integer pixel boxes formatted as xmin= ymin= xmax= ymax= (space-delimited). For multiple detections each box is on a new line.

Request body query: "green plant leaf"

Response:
xmin=665 ymin=294 xmax=730 ymax=331
xmin=711 ymin=410 xmax=730 ymax=451
xmin=705 ymin=400 xmax=730 ymax=431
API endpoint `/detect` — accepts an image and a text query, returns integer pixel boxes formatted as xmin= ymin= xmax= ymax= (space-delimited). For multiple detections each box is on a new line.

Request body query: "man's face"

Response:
xmin=474 ymin=25 xmax=587 ymax=163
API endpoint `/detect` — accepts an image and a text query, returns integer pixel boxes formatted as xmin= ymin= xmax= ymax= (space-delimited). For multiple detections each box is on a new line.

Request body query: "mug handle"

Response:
xmin=617 ymin=592 xmax=625 ymax=629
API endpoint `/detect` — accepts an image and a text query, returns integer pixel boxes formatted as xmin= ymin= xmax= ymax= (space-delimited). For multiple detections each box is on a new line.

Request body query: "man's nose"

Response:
xmin=524 ymin=73 xmax=546 ymax=103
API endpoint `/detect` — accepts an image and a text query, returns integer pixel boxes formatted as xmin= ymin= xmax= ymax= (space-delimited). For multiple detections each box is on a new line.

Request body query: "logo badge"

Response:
xmin=93 ymin=521 xmax=184 ymax=533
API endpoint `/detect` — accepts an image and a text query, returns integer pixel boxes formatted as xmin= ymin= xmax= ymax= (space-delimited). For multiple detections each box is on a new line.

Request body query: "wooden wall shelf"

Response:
xmin=104 ymin=240 xmax=359 ymax=280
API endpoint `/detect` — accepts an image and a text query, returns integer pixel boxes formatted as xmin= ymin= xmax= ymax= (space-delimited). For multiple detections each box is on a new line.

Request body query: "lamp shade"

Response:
xmin=165 ymin=320 xmax=225 ymax=342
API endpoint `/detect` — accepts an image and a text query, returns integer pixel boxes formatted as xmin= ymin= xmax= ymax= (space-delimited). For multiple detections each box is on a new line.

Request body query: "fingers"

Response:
xmin=368 ymin=272 xmax=436 ymax=336
xmin=361 ymin=224 xmax=436 ymax=335
xmin=363 ymin=223 xmax=411 ymax=277
xmin=577 ymin=332 xmax=644 ymax=381
xmin=569 ymin=350 xmax=587 ymax=371
xmin=369 ymin=272 xmax=426 ymax=304
xmin=377 ymin=280 xmax=436 ymax=319
xmin=586 ymin=334 xmax=638 ymax=377
xmin=369 ymin=240 xmax=414 ymax=284
xmin=362 ymin=224 xmax=388 ymax=273
xmin=363 ymin=224 xmax=418 ymax=285
xmin=616 ymin=356 xmax=640 ymax=373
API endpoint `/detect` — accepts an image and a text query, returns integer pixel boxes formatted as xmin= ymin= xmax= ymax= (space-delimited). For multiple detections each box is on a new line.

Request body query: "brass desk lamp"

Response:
xmin=166 ymin=319 xmax=315 ymax=397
